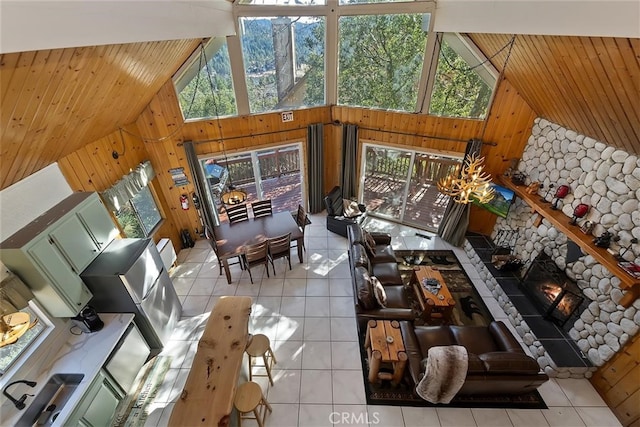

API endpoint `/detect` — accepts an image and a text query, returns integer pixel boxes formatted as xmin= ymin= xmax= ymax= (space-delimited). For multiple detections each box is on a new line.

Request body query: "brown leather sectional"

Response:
xmin=347 ymin=224 xmax=419 ymax=330
xmin=400 ymin=321 xmax=549 ymax=395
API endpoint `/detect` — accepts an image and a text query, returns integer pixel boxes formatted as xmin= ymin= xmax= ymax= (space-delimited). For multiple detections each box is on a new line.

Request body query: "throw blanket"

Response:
xmin=416 ymin=345 xmax=468 ymax=404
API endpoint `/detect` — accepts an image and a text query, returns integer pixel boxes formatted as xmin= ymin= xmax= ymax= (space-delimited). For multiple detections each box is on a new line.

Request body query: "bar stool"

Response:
xmin=234 ymin=381 xmax=272 ymax=427
xmin=246 ymin=334 xmax=277 ymax=385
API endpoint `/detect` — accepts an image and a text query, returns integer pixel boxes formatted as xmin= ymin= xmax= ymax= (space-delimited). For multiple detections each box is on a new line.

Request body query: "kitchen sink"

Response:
xmin=15 ymin=373 xmax=85 ymax=426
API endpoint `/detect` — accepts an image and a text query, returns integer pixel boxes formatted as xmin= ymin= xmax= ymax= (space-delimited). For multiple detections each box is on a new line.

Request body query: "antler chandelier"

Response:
xmin=437 ymin=154 xmax=495 ymax=204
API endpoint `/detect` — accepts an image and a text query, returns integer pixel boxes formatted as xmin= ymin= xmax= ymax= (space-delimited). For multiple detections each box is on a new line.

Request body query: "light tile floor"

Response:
xmin=144 ymin=213 xmax=622 ymax=427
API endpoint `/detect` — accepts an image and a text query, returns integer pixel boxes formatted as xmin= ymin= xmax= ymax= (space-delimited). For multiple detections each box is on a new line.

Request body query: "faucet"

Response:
xmin=3 ymin=380 xmax=37 ymax=410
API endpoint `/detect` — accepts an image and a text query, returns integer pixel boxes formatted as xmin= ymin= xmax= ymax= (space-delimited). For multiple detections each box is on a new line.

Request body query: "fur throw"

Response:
xmin=416 ymin=345 xmax=468 ymax=404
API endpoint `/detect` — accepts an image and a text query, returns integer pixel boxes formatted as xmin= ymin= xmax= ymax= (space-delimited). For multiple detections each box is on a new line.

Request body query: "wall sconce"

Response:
xmin=551 ymin=185 xmax=570 ymax=210
xmin=570 ymin=203 xmax=589 ymax=225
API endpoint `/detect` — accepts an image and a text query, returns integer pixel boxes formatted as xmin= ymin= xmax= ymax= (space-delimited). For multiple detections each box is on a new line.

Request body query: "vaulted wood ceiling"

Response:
xmin=1 ymin=32 xmax=638 ymax=192
xmin=0 ymin=39 xmax=201 ymax=189
xmin=470 ymin=34 xmax=640 ymax=155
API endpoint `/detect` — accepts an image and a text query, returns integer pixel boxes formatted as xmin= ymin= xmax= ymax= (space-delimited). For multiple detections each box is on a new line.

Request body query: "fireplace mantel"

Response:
xmin=498 ymin=177 xmax=640 ymax=308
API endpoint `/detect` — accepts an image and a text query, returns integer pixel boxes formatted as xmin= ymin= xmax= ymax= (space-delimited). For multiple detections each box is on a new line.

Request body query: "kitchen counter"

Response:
xmin=2 ymin=313 xmax=134 ymax=426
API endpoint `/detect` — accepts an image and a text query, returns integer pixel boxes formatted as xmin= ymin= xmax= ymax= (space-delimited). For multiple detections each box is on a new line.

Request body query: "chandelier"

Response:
xmin=437 ymin=154 xmax=495 ymax=204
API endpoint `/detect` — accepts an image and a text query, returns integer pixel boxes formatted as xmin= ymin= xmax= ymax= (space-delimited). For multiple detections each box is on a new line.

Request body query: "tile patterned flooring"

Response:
xmin=143 ymin=214 xmax=622 ymax=427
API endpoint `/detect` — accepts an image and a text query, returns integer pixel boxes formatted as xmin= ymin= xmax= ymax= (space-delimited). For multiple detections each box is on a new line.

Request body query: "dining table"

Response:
xmin=214 ymin=211 xmax=304 ymax=283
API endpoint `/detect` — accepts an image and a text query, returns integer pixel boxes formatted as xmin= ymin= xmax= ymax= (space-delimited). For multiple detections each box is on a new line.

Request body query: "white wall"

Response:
xmin=0 ymin=0 xmax=235 ymax=54
xmin=435 ymin=0 xmax=640 ymax=38
xmin=0 ymin=163 xmax=72 ymax=243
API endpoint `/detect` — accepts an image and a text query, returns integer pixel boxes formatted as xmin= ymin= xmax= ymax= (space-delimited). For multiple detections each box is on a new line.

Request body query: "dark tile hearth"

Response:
xmin=466 ymin=232 xmax=592 ymax=368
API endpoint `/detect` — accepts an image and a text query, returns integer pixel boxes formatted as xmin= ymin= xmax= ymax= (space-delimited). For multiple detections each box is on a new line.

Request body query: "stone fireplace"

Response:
xmin=465 ymin=118 xmax=640 ymax=379
xmin=521 ymin=252 xmax=585 ymax=327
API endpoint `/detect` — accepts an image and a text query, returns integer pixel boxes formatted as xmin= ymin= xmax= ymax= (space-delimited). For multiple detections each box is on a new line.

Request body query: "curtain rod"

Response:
xmin=354 ymin=124 xmax=496 ymax=146
xmin=178 ymin=121 xmax=495 ymax=146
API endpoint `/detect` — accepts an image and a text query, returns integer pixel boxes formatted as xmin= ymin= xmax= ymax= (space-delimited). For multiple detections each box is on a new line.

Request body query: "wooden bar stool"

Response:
xmin=246 ymin=334 xmax=277 ymax=385
xmin=234 ymin=381 xmax=272 ymax=427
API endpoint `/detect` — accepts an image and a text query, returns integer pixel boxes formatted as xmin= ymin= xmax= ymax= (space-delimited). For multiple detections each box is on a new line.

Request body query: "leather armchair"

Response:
xmin=323 ymin=186 xmax=365 ymax=237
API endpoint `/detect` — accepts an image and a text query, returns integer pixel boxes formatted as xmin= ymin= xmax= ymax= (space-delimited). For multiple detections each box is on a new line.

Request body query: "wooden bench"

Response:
xmin=169 ymin=296 xmax=252 ymax=427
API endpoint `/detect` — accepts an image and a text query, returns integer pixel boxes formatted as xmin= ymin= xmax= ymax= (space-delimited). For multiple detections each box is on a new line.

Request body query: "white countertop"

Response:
xmin=3 ymin=313 xmax=134 ymax=426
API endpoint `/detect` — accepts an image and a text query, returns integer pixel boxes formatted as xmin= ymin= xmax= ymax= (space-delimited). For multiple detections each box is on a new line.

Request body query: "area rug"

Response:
xmin=113 ymin=356 xmax=172 ymax=427
xmin=358 ymin=249 xmax=547 ymax=409
xmin=395 ymin=249 xmax=493 ymax=327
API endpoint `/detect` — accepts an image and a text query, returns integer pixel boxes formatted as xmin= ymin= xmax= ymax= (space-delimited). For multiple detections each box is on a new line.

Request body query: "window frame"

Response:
xmin=173 ymin=0 xmax=499 ymax=119
xmin=114 ymin=185 xmax=164 ymax=239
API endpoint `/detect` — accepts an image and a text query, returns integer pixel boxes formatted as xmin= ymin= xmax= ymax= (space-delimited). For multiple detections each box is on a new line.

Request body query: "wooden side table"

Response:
xmin=413 ymin=266 xmax=456 ymax=323
xmin=364 ymin=320 xmax=407 ymax=387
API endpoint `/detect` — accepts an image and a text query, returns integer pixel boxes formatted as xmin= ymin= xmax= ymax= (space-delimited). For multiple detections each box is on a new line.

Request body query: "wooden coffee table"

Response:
xmin=413 ymin=266 xmax=456 ymax=322
xmin=364 ymin=320 xmax=407 ymax=387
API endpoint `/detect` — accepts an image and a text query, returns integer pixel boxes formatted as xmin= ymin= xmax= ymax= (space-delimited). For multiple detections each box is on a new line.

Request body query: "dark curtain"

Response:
xmin=307 ymin=124 xmax=324 ymax=214
xmin=341 ymin=124 xmax=358 ymax=199
xmin=184 ymin=141 xmax=218 ymax=237
xmin=437 ymin=139 xmax=483 ymax=246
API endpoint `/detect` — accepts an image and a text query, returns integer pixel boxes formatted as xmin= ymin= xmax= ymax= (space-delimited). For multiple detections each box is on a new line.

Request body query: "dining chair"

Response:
xmin=268 ymin=233 xmax=291 ymax=273
xmin=242 ymin=240 xmax=270 ymax=284
xmin=293 ymin=204 xmax=310 ymax=253
xmin=251 ymin=199 xmax=273 ymax=218
xmin=209 ymin=237 xmax=243 ymax=277
xmin=226 ymin=203 xmax=249 ymax=224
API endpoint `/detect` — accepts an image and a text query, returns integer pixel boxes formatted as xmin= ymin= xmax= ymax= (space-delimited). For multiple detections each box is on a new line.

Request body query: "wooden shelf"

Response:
xmin=498 ymin=177 xmax=640 ymax=307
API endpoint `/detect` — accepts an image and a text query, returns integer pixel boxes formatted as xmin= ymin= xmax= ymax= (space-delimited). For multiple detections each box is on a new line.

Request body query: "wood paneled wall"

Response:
xmin=590 ymin=333 xmax=640 ymax=426
xmin=0 ymin=39 xmax=201 ymax=190
xmin=136 ymin=81 xmax=331 ymax=239
xmin=134 ymin=78 xmax=533 ymax=238
xmin=57 ymin=123 xmax=180 ymax=248
xmin=471 ymin=34 xmax=640 ymax=155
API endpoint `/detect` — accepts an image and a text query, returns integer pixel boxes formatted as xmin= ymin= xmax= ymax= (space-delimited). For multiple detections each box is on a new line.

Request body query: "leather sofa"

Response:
xmin=400 ymin=320 xmax=548 ymax=395
xmin=347 ymin=223 xmax=417 ymax=330
xmin=323 ymin=186 xmax=366 ymax=237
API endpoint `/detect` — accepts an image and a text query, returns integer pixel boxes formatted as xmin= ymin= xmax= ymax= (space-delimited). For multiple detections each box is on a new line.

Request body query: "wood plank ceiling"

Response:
xmin=0 ymin=39 xmax=201 ymax=190
xmin=470 ymin=34 xmax=640 ymax=155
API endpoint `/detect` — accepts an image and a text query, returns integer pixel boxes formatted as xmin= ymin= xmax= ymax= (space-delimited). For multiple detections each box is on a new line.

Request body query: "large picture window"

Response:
xmin=239 ymin=16 xmax=325 ymax=113
xmin=174 ymin=38 xmax=237 ymax=120
xmin=429 ymin=33 xmax=497 ymax=119
xmin=338 ymin=13 xmax=429 ymax=112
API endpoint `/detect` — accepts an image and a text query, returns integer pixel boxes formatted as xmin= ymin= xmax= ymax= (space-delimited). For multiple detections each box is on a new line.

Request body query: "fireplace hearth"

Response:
xmin=520 ymin=252 xmax=584 ymax=327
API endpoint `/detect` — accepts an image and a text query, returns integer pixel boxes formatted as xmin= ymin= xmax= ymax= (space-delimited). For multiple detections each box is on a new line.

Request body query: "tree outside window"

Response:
xmin=338 ymin=14 xmax=428 ymax=112
xmin=114 ymin=186 xmax=162 ymax=238
xmin=429 ymin=33 xmax=496 ymax=119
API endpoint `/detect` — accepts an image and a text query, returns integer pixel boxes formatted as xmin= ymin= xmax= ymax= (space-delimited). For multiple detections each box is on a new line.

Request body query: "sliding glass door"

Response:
xmin=201 ymin=143 xmax=305 ymax=221
xmin=359 ymin=143 xmax=460 ymax=231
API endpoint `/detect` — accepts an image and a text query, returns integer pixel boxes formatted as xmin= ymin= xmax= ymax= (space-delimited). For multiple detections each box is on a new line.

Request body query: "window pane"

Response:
xmin=131 ymin=187 xmax=162 ymax=235
xmin=0 ymin=305 xmax=46 ymax=374
xmin=429 ymin=33 xmax=496 ymax=119
xmin=175 ymin=38 xmax=237 ymax=120
xmin=338 ymin=14 xmax=428 ymax=111
xmin=240 ymin=16 xmax=325 ymax=113
xmin=115 ymin=203 xmax=145 ymax=238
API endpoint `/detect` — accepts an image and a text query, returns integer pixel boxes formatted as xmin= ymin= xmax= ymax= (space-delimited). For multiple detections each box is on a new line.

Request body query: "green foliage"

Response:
xmin=337 ymin=14 xmax=427 ymax=111
xmin=179 ymin=44 xmax=237 ymax=120
xmin=429 ymin=40 xmax=492 ymax=119
xmin=115 ymin=204 xmax=145 ymax=238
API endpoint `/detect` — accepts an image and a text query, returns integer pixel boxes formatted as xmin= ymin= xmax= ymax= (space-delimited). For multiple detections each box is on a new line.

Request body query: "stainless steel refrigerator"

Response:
xmin=80 ymin=238 xmax=182 ymax=353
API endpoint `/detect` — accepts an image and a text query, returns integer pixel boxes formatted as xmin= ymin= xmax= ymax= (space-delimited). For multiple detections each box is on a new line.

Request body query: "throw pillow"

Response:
xmin=363 ymin=230 xmax=377 ymax=252
xmin=372 ymin=275 xmax=387 ymax=307
xmin=343 ymin=199 xmax=361 ymax=218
